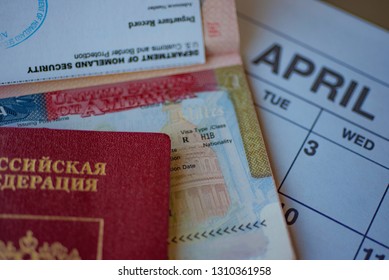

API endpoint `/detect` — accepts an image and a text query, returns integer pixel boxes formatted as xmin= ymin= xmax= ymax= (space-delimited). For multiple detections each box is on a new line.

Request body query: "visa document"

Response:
xmin=0 ymin=0 xmax=205 ymax=85
xmin=0 ymin=66 xmax=294 ymax=259
xmin=237 ymin=0 xmax=389 ymax=259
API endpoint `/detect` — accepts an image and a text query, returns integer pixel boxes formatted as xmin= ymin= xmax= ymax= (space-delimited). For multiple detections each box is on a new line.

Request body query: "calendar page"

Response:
xmin=237 ymin=0 xmax=389 ymax=259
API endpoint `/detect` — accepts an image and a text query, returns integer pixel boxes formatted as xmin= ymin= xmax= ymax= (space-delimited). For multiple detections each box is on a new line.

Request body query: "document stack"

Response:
xmin=1 ymin=0 xmax=387 ymax=260
xmin=0 ymin=0 xmax=294 ymax=260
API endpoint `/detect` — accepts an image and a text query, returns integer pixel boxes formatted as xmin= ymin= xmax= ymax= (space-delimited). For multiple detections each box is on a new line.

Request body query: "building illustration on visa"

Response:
xmin=161 ymin=102 xmax=230 ymax=229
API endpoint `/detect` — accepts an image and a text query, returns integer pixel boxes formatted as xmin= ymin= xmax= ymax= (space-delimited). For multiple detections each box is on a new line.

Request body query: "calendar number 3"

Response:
xmin=304 ymin=140 xmax=319 ymax=156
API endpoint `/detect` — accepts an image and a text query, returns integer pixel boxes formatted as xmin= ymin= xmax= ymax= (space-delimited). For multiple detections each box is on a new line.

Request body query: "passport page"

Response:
xmin=1 ymin=68 xmax=294 ymax=260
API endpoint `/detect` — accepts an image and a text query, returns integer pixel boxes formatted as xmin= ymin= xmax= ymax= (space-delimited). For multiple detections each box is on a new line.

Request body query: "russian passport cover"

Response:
xmin=0 ymin=128 xmax=171 ymax=260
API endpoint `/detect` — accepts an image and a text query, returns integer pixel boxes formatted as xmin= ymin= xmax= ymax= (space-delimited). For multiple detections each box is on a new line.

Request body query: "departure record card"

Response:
xmin=237 ymin=0 xmax=389 ymax=259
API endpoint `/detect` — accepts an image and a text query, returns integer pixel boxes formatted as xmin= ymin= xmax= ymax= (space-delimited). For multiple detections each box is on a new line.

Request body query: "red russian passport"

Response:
xmin=0 ymin=128 xmax=171 ymax=260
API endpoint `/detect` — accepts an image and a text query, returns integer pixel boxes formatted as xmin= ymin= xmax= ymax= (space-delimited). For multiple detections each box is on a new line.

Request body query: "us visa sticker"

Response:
xmin=0 ymin=0 xmax=205 ymax=85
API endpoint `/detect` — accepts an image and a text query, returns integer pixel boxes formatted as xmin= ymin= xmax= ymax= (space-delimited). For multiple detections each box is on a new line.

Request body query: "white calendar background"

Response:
xmin=237 ymin=0 xmax=389 ymax=259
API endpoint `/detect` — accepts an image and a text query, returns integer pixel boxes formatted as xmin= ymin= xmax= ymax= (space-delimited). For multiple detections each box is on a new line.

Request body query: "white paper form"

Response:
xmin=0 ymin=0 xmax=205 ymax=85
xmin=237 ymin=0 xmax=389 ymax=259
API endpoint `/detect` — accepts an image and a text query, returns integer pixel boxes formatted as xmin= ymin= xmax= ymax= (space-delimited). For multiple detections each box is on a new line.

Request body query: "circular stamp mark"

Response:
xmin=0 ymin=0 xmax=48 ymax=49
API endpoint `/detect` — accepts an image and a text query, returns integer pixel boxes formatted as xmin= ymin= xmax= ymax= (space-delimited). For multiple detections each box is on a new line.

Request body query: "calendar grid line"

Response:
xmin=247 ymin=71 xmax=389 ymax=142
xmin=310 ymin=131 xmax=389 ymax=170
xmin=278 ymin=109 xmax=323 ymax=192
xmin=255 ymin=103 xmax=311 ymax=131
xmin=279 ymin=191 xmax=389 ymax=253
xmin=353 ymin=184 xmax=389 ymax=259
xmin=255 ymin=103 xmax=389 ymax=170
xmin=279 ymin=191 xmax=364 ymax=237
xmin=261 ymin=100 xmax=389 ymax=254
xmin=247 ymin=71 xmax=321 ymax=109
xmin=365 ymin=236 xmax=389 ymax=251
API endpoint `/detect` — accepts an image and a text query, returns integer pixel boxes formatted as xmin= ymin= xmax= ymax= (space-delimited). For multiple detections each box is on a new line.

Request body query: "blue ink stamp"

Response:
xmin=0 ymin=0 xmax=48 ymax=49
